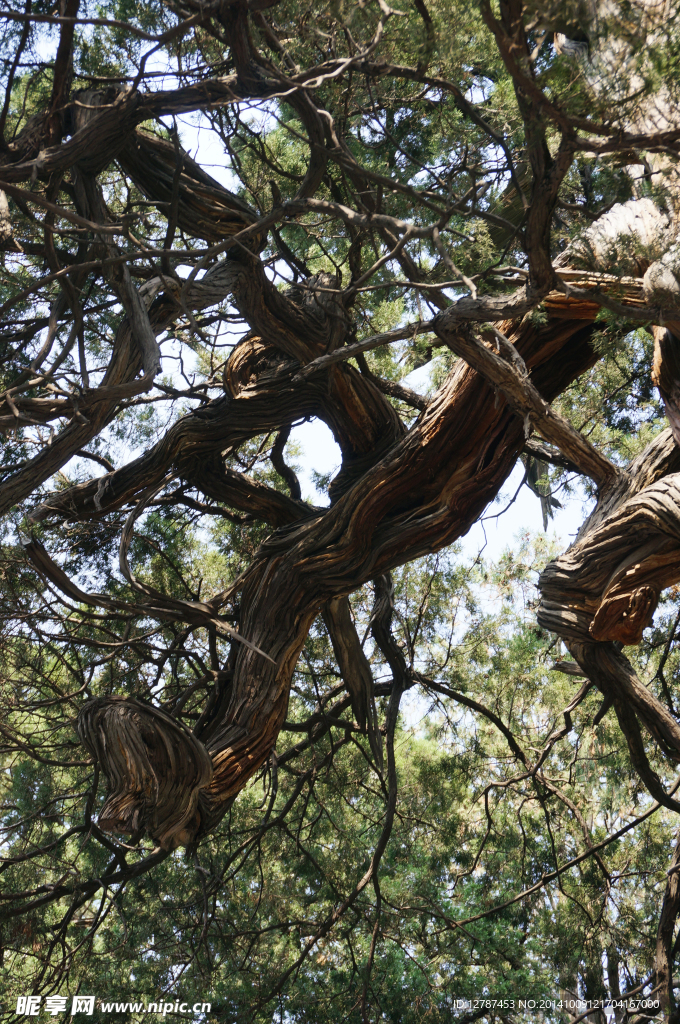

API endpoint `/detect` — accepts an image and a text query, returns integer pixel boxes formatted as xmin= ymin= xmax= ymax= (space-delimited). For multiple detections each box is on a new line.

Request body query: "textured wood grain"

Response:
xmin=77 ymin=697 xmax=213 ymax=849
xmin=537 ymin=429 xmax=680 ymax=772
xmin=44 ymin=307 xmax=600 ymax=843
xmin=3 ymin=51 xmax=674 ymax=852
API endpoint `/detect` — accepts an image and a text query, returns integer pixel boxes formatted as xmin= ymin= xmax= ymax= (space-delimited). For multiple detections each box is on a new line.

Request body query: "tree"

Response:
xmin=2 ymin=0 xmax=680 ymax=1018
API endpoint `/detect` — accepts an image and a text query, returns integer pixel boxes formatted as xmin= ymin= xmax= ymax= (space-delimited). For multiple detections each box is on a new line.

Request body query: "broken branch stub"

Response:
xmin=77 ymin=697 xmax=213 ymax=849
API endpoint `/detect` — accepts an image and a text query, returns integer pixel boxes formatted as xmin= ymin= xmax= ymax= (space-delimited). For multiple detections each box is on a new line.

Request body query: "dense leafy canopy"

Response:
xmin=2 ymin=0 xmax=680 ymax=1021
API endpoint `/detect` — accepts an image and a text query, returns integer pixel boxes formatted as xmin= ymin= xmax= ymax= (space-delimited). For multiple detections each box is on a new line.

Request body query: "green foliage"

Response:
xmin=1 ymin=530 xmax=679 ymax=1021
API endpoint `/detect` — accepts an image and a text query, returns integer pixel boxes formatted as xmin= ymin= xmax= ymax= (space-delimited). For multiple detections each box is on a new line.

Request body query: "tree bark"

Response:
xmin=70 ymin=303 xmax=600 ymax=846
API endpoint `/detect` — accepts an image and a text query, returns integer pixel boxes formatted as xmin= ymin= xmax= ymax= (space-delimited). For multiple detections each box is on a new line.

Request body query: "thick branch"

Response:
xmin=76 ymin=697 xmax=213 ymax=850
xmin=180 ymin=311 xmax=600 ymax=835
xmin=435 ymin=323 xmax=619 ymax=490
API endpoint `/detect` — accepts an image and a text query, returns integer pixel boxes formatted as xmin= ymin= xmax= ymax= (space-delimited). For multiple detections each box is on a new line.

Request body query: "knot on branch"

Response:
xmin=77 ymin=696 xmax=213 ymax=850
xmin=222 ymin=335 xmax=291 ymax=397
xmin=590 ymin=583 xmax=660 ymax=644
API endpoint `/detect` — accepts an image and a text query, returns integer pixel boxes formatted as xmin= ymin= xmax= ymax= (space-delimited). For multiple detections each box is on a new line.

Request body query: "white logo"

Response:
xmin=16 ymin=997 xmax=41 ymax=1016
xmin=71 ymin=997 xmax=95 ymax=1015
xmin=44 ymin=997 xmax=68 ymax=1016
